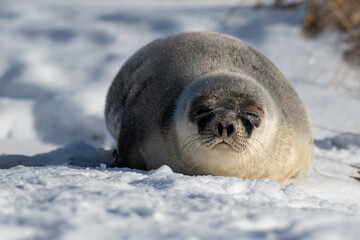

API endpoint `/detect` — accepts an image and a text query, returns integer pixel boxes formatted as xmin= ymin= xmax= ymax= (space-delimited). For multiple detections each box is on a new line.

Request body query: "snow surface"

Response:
xmin=1 ymin=0 xmax=360 ymax=239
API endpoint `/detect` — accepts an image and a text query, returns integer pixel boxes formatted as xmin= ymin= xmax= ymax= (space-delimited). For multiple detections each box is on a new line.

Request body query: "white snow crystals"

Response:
xmin=1 ymin=164 xmax=360 ymax=240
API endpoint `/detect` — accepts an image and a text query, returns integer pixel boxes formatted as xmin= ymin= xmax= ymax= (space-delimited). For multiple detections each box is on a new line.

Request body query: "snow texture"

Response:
xmin=1 ymin=0 xmax=360 ymax=239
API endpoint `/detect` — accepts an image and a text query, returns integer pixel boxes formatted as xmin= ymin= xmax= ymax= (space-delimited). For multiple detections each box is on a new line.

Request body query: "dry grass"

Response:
xmin=227 ymin=0 xmax=360 ymax=65
xmin=302 ymin=0 xmax=360 ymax=65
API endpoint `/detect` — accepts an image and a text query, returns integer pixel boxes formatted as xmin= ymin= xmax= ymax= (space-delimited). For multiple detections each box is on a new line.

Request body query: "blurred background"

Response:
xmin=0 ymin=0 xmax=359 ymax=155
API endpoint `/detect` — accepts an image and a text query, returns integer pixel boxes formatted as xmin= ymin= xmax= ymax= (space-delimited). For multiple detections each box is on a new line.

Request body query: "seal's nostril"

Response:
xmin=227 ymin=124 xmax=234 ymax=136
xmin=217 ymin=123 xmax=223 ymax=136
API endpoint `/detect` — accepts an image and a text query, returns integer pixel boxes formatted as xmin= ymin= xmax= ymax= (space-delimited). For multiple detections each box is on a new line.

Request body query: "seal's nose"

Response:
xmin=216 ymin=121 xmax=236 ymax=137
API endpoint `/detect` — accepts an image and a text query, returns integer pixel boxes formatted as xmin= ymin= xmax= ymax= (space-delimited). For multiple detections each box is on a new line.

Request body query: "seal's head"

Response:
xmin=175 ymin=72 xmax=278 ymax=177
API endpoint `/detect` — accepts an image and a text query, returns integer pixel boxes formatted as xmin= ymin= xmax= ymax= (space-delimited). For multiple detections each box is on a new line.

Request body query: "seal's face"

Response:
xmin=187 ymin=92 xmax=264 ymax=153
xmin=174 ymin=73 xmax=274 ymax=176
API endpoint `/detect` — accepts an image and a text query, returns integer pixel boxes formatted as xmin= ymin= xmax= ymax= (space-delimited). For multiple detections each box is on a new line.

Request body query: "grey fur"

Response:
xmin=105 ymin=32 xmax=313 ymax=183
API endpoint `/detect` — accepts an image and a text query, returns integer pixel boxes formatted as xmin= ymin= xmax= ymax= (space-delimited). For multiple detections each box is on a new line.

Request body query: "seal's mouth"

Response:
xmin=212 ymin=141 xmax=237 ymax=152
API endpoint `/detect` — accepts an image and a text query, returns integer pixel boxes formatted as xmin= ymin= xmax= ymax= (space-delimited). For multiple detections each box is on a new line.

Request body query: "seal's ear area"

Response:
xmin=241 ymin=112 xmax=261 ymax=128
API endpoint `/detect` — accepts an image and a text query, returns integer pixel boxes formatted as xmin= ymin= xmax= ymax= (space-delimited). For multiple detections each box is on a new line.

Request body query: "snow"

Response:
xmin=1 ymin=0 xmax=360 ymax=239
xmin=1 ymin=164 xmax=360 ymax=239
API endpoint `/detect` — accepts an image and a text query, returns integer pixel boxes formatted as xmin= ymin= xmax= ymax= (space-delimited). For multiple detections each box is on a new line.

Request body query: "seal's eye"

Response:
xmin=244 ymin=112 xmax=259 ymax=119
xmin=193 ymin=108 xmax=212 ymax=117
xmin=241 ymin=111 xmax=261 ymax=128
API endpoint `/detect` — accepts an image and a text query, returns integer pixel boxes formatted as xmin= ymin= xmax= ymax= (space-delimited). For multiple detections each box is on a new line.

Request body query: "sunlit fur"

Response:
xmin=174 ymin=73 xmax=278 ymax=180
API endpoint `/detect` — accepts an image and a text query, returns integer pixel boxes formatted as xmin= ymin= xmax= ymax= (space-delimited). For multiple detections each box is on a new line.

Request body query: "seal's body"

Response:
xmin=105 ymin=32 xmax=313 ymax=183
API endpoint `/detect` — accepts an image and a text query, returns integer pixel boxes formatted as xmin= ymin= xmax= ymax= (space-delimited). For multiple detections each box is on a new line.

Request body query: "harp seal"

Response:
xmin=105 ymin=32 xmax=313 ymax=183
